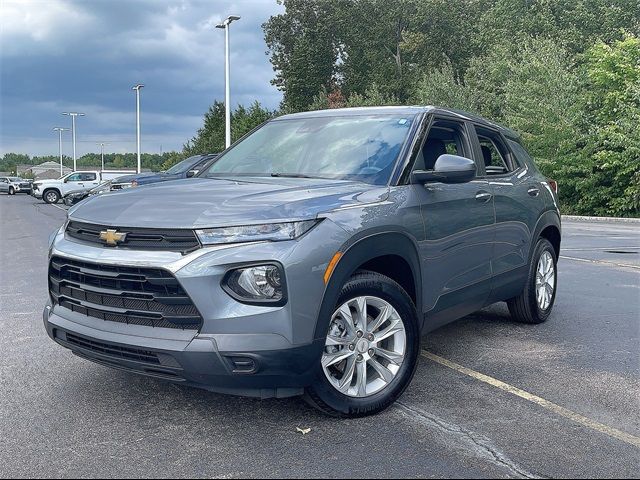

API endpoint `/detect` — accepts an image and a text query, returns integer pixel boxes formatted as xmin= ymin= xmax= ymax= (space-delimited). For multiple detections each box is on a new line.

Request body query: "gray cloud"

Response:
xmin=0 ymin=0 xmax=283 ymax=156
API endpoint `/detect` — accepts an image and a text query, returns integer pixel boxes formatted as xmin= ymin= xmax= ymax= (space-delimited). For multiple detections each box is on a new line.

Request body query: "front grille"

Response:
xmin=49 ymin=256 xmax=203 ymax=330
xmin=20 ymin=183 xmax=31 ymax=188
xmin=64 ymin=332 xmax=161 ymax=364
xmin=66 ymin=221 xmax=200 ymax=254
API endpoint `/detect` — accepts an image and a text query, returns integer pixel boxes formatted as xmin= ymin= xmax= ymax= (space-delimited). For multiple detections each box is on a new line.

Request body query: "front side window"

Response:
xmin=203 ymin=115 xmax=415 ymax=186
xmin=66 ymin=173 xmax=82 ymax=182
xmin=413 ymin=118 xmax=471 ymax=172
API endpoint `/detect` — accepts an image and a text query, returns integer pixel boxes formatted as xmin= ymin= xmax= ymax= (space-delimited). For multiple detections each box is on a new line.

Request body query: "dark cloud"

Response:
xmin=0 ymin=0 xmax=283 ymax=156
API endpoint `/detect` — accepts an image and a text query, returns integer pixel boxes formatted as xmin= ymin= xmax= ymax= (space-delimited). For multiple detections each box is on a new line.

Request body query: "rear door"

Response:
xmin=469 ymin=125 xmax=545 ymax=301
xmin=413 ymin=116 xmax=495 ymax=329
xmin=81 ymin=172 xmax=100 ymax=187
xmin=0 ymin=178 xmax=8 ymax=193
xmin=62 ymin=172 xmax=95 ymax=194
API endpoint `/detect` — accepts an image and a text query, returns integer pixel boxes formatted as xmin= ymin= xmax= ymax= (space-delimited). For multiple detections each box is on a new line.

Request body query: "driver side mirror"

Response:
xmin=186 ymin=169 xmax=199 ymax=178
xmin=411 ymin=154 xmax=477 ymax=184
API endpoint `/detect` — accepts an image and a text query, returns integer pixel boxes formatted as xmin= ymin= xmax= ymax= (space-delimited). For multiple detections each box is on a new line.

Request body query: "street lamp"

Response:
xmin=96 ymin=143 xmax=110 ymax=171
xmin=132 ymin=84 xmax=144 ymax=173
xmin=216 ymin=15 xmax=241 ymax=149
xmin=53 ymin=127 xmax=70 ymax=177
xmin=61 ymin=112 xmax=85 ymax=171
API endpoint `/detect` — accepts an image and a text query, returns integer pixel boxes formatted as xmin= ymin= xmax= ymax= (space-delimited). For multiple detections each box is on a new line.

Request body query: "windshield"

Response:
xmin=9 ymin=177 xmax=22 ymax=182
xmin=165 ymin=156 xmax=200 ymax=175
xmin=203 ymin=114 xmax=415 ymax=185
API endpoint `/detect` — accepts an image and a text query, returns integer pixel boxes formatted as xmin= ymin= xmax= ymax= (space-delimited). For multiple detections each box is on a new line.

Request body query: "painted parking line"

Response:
xmin=559 ymin=254 xmax=640 ymax=271
xmin=421 ymin=350 xmax=640 ymax=449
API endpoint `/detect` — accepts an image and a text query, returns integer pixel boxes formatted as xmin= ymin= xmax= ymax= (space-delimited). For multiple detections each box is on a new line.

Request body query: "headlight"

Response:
xmin=223 ymin=264 xmax=285 ymax=304
xmin=196 ymin=219 xmax=319 ymax=245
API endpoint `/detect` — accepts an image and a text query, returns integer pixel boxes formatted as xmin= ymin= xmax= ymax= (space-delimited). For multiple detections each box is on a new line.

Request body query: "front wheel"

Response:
xmin=8 ymin=186 xmax=15 ymax=195
xmin=43 ymin=189 xmax=60 ymax=204
xmin=507 ymin=238 xmax=557 ymax=324
xmin=304 ymin=271 xmax=420 ymax=417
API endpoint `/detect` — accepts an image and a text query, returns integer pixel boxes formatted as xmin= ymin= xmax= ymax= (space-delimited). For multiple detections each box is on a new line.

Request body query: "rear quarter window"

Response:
xmin=507 ymin=139 xmax=534 ymax=168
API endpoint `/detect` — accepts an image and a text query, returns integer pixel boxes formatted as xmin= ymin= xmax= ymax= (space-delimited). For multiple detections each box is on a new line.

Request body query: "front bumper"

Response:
xmin=44 ymin=304 xmax=323 ymax=398
xmin=44 ymin=218 xmax=347 ymax=397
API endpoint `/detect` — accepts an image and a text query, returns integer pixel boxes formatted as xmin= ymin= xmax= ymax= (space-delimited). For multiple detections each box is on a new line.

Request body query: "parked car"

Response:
xmin=32 ymin=170 xmax=134 ymax=204
xmin=0 ymin=177 xmax=32 ymax=195
xmin=44 ymin=106 xmax=561 ymax=417
xmin=62 ymin=179 xmax=122 ymax=206
xmin=110 ymin=154 xmax=219 ymax=190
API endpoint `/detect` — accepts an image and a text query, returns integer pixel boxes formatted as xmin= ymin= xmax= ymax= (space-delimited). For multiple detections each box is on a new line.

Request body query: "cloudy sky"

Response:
xmin=0 ymin=0 xmax=284 ymax=157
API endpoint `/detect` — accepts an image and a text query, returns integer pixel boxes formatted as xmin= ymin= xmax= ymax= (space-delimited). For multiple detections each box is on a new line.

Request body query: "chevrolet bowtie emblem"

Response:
xmin=99 ymin=229 xmax=127 ymax=246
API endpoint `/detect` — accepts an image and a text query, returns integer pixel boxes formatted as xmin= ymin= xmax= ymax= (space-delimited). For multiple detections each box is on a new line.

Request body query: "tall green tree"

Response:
xmin=184 ymin=101 xmax=274 ymax=156
xmin=263 ymin=0 xmax=341 ymax=111
xmin=577 ymin=35 xmax=640 ymax=216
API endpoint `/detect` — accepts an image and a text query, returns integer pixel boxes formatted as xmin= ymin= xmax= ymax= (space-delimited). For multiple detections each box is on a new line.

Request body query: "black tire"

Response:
xmin=8 ymin=186 xmax=15 ymax=195
xmin=507 ymin=238 xmax=557 ymax=324
xmin=43 ymin=189 xmax=60 ymax=204
xmin=304 ymin=270 xmax=420 ymax=418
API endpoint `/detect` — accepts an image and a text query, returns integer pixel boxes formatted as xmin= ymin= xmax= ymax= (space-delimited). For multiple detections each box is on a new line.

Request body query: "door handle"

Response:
xmin=528 ymin=187 xmax=540 ymax=197
xmin=475 ymin=191 xmax=493 ymax=203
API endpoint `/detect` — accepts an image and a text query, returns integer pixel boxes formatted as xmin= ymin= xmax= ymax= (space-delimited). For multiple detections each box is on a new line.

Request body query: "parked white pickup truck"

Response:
xmin=32 ymin=170 xmax=135 ymax=204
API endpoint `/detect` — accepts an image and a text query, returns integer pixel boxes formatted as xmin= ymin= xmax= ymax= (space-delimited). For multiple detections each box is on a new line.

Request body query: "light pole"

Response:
xmin=216 ymin=15 xmax=241 ymax=149
xmin=132 ymin=84 xmax=144 ymax=173
xmin=62 ymin=112 xmax=85 ymax=171
xmin=53 ymin=127 xmax=70 ymax=177
xmin=97 ymin=143 xmax=110 ymax=171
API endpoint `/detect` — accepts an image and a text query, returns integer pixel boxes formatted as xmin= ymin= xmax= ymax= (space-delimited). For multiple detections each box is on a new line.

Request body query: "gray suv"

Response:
xmin=44 ymin=106 xmax=561 ymax=417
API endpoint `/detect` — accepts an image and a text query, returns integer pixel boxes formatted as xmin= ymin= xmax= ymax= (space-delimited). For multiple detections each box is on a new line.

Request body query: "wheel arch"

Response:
xmin=42 ymin=187 xmax=61 ymax=199
xmin=313 ymin=231 xmax=422 ymax=339
xmin=532 ymin=210 xmax=562 ymax=261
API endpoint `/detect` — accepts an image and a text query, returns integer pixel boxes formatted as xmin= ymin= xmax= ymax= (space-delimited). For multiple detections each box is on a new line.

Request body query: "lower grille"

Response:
xmin=49 ymin=256 xmax=203 ymax=330
xmin=65 ymin=332 xmax=160 ymax=365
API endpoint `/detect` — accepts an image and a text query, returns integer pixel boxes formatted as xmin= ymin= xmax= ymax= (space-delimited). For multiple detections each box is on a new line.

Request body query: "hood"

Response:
xmin=69 ymin=177 xmax=386 ymax=229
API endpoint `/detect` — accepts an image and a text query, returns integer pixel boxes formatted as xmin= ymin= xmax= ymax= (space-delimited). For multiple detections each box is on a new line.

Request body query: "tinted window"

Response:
xmin=413 ymin=118 xmax=471 ymax=172
xmin=507 ymin=139 xmax=533 ymax=168
xmin=475 ymin=127 xmax=512 ymax=175
xmin=165 ymin=156 xmax=202 ymax=175
xmin=79 ymin=173 xmax=96 ymax=181
xmin=204 ymin=115 xmax=415 ymax=185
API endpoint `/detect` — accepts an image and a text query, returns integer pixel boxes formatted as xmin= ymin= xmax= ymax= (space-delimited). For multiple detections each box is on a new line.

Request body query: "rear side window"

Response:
xmin=80 ymin=173 xmax=97 ymax=181
xmin=475 ymin=126 xmax=514 ymax=175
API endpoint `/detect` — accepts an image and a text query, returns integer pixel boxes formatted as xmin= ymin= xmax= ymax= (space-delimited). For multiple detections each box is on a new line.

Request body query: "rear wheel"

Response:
xmin=43 ymin=189 xmax=60 ymax=204
xmin=507 ymin=238 xmax=557 ymax=324
xmin=304 ymin=271 xmax=420 ymax=417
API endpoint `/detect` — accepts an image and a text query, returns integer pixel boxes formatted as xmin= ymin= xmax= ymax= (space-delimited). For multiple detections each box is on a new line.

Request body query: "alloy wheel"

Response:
xmin=535 ymin=251 xmax=555 ymax=310
xmin=322 ymin=296 xmax=406 ymax=398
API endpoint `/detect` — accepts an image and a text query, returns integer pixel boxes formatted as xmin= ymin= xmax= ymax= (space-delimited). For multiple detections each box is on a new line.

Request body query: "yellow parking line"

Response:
xmin=560 ymin=255 xmax=640 ymax=270
xmin=421 ymin=350 xmax=640 ymax=449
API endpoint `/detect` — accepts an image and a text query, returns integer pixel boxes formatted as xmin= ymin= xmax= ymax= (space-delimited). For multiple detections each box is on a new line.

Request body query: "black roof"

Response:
xmin=277 ymin=105 xmax=520 ymax=140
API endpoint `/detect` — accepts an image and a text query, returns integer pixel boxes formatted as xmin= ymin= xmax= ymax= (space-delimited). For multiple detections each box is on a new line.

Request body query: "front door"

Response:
xmin=413 ymin=117 xmax=495 ymax=329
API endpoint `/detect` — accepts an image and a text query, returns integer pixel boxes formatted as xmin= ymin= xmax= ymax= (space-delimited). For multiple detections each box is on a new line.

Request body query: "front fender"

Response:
xmin=313 ymin=230 xmax=422 ymax=339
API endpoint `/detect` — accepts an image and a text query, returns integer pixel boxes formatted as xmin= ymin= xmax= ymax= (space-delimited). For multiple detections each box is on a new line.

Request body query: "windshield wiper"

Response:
xmin=270 ymin=172 xmax=317 ymax=179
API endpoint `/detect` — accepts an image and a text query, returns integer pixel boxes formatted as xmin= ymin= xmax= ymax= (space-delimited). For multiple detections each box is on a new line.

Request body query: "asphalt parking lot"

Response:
xmin=1 ymin=193 xmax=638 ymax=478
